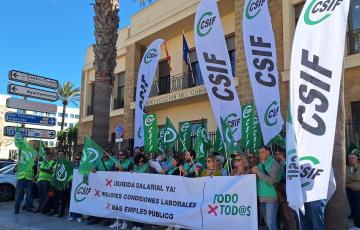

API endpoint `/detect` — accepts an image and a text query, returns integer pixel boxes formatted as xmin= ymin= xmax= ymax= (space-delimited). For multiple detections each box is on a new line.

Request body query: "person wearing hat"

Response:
xmin=346 ymin=152 xmax=360 ymax=228
xmin=36 ymin=153 xmax=56 ymax=212
xmin=215 ymin=155 xmax=228 ymax=176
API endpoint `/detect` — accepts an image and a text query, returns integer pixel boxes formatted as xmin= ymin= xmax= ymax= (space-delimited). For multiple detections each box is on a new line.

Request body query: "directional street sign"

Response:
xmin=6 ymin=97 xmax=57 ymax=113
xmin=4 ymin=126 xmax=56 ymax=139
xmin=5 ymin=112 xmax=56 ymax=126
xmin=8 ymin=70 xmax=59 ymax=89
xmin=7 ymin=84 xmax=58 ymax=102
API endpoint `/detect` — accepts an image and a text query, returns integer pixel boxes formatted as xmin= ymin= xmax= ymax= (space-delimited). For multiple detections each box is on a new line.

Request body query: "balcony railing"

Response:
xmin=348 ymin=28 xmax=360 ymax=55
xmin=149 ymin=71 xmax=203 ymax=97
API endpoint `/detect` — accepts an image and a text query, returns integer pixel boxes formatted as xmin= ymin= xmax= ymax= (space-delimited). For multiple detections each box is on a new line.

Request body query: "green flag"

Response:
xmin=51 ymin=157 xmax=73 ymax=190
xmin=347 ymin=142 xmax=358 ymax=154
xmin=214 ymin=128 xmax=225 ymax=154
xmin=17 ymin=139 xmax=38 ymax=173
xmin=269 ymin=134 xmax=286 ymax=149
xmin=178 ymin=122 xmax=191 ymax=153
xmin=158 ymin=127 xmax=165 ymax=153
xmin=79 ymin=136 xmax=104 ymax=176
xmin=15 ymin=127 xmax=23 ymax=149
xmin=253 ymin=117 xmax=262 ymax=154
xmin=241 ymin=104 xmax=255 ymax=151
xmin=194 ymin=120 xmax=213 ymax=160
xmin=220 ymin=116 xmax=242 ymax=157
xmin=162 ymin=117 xmax=179 ymax=155
xmin=143 ymin=114 xmax=158 ymax=153
xmin=38 ymin=140 xmax=47 ymax=160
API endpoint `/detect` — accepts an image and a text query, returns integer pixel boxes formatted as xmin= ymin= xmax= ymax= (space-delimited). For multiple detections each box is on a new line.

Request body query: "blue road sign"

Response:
xmin=5 ymin=112 xmax=56 ymax=126
xmin=116 ymin=123 xmax=124 ymax=138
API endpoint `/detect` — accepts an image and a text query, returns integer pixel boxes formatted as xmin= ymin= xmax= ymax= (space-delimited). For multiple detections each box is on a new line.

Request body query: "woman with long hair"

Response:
xmin=200 ymin=155 xmax=221 ymax=177
xmin=231 ymin=153 xmax=249 ymax=176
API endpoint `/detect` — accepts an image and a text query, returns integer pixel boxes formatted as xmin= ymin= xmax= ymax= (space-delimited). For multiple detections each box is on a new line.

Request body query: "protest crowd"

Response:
xmin=12 ymin=139 xmax=360 ymax=230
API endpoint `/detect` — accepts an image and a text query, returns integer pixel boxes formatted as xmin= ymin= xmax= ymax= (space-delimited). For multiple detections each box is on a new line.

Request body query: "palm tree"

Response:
xmin=325 ymin=74 xmax=347 ymax=229
xmin=56 ymin=81 xmax=80 ymax=131
xmin=91 ymin=0 xmax=119 ymax=148
xmin=91 ymin=0 xmax=153 ymax=149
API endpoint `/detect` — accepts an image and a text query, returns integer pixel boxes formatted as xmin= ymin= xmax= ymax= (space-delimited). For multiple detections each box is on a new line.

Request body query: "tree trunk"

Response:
xmin=325 ymin=73 xmax=347 ymax=229
xmin=91 ymin=0 xmax=119 ymax=149
xmin=61 ymin=103 xmax=67 ymax=131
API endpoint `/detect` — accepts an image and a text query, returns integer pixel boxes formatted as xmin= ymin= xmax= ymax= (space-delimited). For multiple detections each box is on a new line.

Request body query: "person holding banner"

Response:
xmin=109 ymin=150 xmax=134 ymax=229
xmin=164 ymin=154 xmax=184 ymax=176
xmin=131 ymin=153 xmax=149 ymax=230
xmin=230 ymin=154 xmax=249 ymax=176
xmin=251 ymin=145 xmax=280 ymax=230
xmin=68 ymin=154 xmax=83 ymax=223
xmin=179 ymin=150 xmax=202 ymax=178
xmin=200 ymin=155 xmax=221 ymax=177
xmin=36 ymin=154 xmax=56 ymax=212
xmin=346 ymin=153 xmax=360 ymax=228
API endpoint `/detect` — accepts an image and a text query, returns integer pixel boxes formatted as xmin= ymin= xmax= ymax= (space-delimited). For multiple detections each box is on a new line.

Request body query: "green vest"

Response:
xmin=38 ymin=160 xmax=55 ymax=182
xmin=134 ymin=163 xmax=148 ymax=173
xmin=166 ymin=167 xmax=179 ymax=175
xmin=119 ymin=158 xmax=132 ymax=171
xmin=97 ymin=158 xmax=115 ymax=171
xmin=257 ymin=157 xmax=278 ymax=199
xmin=16 ymin=163 xmax=34 ymax=181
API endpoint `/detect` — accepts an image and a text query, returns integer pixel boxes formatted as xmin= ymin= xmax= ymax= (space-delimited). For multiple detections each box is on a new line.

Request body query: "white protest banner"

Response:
xmin=290 ymin=0 xmax=350 ymax=202
xmin=70 ymin=170 xmax=257 ymax=230
xmin=194 ymin=0 xmax=242 ymax=141
xmin=134 ymin=39 xmax=164 ymax=148
xmin=242 ymin=0 xmax=283 ymax=145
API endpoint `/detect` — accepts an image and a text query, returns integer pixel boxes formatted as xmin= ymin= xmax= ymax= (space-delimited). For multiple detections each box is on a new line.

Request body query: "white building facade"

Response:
xmin=0 ymin=94 xmax=79 ymax=159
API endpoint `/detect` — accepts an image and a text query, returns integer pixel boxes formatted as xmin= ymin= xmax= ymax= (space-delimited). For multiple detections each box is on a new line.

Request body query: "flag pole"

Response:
xmin=178 ymin=135 xmax=197 ymax=174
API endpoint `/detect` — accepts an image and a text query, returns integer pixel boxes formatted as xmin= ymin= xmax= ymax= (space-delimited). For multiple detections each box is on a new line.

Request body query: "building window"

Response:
xmin=87 ymin=83 xmax=95 ymax=116
xmin=226 ymin=36 xmax=236 ymax=77
xmin=348 ymin=0 xmax=360 ymax=54
xmin=114 ymin=72 xmax=125 ymax=109
xmin=69 ymin=123 xmax=74 ymax=128
xmin=352 ymin=101 xmax=360 ymax=121
xmin=294 ymin=3 xmax=305 ymax=26
xmin=57 ymin=122 xmax=62 ymax=126
xmin=65 ymin=113 xmax=68 ymax=118
xmin=75 ymin=115 xmax=79 ymax=119
xmin=189 ymin=120 xmax=208 ymax=134
xmin=70 ymin=114 xmax=75 ymax=118
xmin=158 ymin=60 xmax=171 ymax=95
xmin=58 ymin=113 xmax=63 ymax=117
xmin=189 ymin=50 xmax=204 ymax=87
xmin=64 ymin=123 xmax=68 ymax=127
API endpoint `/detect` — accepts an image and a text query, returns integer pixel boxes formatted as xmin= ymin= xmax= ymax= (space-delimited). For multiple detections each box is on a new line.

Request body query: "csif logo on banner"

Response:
xmin=74 ymin=181 xmax=92 ymax=202
xmin=287 ymin=153 xmax=324 ymax=188
xmin=243 ymin=105 xmax=253 ymax=119
xmin=246 ymin=0 xmax=265 ymax=19
xmin=138 ymin=74 xmax=149 ymax=114
xmin=181 ymin=122 xmax=190 ymax=132
xmin=197 ymin=12 xmax=216 ymax=37
xmin=264 ymin=101 xmax=280 ymax=126
xmin=304 ymin=0 xmax=344 ymax=25
xmin=144 ymin=49 xmax=158 ymax=64
xmin=208 ymin=193 xmax=251 ymax=217
xmin=164 ymin=128 xmax=177 ymax=143
xmin=82 ymin=148 xmax=99 ymax=163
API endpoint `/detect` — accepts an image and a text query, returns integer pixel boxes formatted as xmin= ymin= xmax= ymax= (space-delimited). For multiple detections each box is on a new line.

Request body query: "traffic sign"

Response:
xmin=4 ymin=126 xmax=56 ymax=139
xmin=116 ymin=123 xmax=124 ymax=138
xmin=6 ymin=97 xmax=57 ymax=113
xmin=8 ymin=70 xmax=59 ymax=89
xmin=5 ymin=112 xmax=56 ymax=126
xmin=7 ymin=84 xmax=58 ymax=102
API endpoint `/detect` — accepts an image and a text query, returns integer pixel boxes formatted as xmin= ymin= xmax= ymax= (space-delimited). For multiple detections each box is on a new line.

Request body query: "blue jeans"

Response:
xmin=260 ymin=201 xmax=278 ymax=230
xmin=14 ymin=179 xmax=33 ymax=212
xmin=37 ymin=180 xmax=50 ymax=210
xmin=300 ymin=199 xmax=326 ymax=230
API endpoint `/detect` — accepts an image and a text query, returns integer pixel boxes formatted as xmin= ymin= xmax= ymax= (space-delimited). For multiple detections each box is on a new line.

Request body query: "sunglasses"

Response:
xmin=235 ymin=158 xmax=243 ymax=162
xmin=74 ymin=158 xmax=80 ymax=161
xmin=118 ymin=154 xmax=124 ymax=156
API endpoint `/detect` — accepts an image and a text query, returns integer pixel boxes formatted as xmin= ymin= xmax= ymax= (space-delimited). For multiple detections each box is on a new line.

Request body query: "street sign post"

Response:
xmin=8 ymin=70 xmax=59 ymax=89
xmin=115 ymin=124 xmax=124 ymax=143
xmin=7 ymin=84 xmax=58 ymax=102
xmin=5 ymin=112 xmax=56 ymax=126
xmin=6 ymin=97 xmax=57 ymax=113
xmin=4 ymin=126 xmax=56 ymax=139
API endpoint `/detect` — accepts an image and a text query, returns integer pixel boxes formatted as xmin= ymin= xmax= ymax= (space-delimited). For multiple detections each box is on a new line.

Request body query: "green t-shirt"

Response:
xmin=97 ymin=158 xmax=115 ymax=171
xmin=134 ymin=163 xmax=148 ymax=173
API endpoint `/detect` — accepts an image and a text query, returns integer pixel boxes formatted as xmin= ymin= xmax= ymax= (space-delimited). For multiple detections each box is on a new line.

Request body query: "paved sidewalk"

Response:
xmin=0 ymin=201 xmax=164 ymax=230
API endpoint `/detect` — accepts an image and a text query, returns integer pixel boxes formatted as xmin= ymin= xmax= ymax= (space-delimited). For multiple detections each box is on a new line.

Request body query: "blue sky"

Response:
xmin=0 ymin=0 xmax=151 ymax=106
